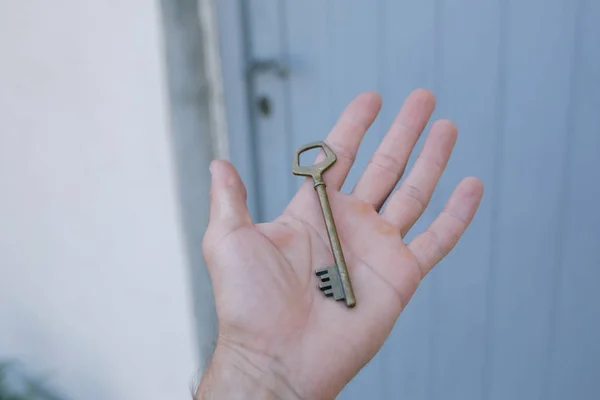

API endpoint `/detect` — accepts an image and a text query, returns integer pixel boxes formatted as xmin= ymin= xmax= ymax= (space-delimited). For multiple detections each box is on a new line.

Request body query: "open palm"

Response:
xmin=199 ymin=89 xmax=483 ymax=400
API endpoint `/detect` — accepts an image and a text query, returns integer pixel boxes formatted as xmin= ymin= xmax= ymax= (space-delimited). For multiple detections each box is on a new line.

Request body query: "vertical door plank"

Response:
xmin=284 ymin=0 xmax=336 ymax=196
xmin=546 ymin=1 xmax=600 ymax=398
xmin=246 ymin=0 xmax=293 ymax=222
xmin=427 ymin=0 xmax=501 ymax=398
xmin=325 ymin=0 xmax=382 ymax=198
xmin=378 ymin=1 xmax=436 ymax=399
xmin=215 ymin=0 xmax=258 ymax=219
xmin=484 ymin=1 xmax=580 ymax=399
xmin=320 ymin=1 xmax=384 ymax=398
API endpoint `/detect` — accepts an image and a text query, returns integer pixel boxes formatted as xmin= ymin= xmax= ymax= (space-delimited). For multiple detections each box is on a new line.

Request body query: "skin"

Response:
xmin=197 ymin=89 xmax=484 ymax=400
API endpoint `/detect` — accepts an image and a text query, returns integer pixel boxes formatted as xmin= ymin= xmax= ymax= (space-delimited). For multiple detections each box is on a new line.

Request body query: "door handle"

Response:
xmin=246 ymin=59 xmax=290 ymax=79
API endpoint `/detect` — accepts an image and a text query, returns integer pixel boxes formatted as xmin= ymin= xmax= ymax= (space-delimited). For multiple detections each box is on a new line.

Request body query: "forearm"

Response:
xmin=196 ymin=342 xmax=304 ymax=400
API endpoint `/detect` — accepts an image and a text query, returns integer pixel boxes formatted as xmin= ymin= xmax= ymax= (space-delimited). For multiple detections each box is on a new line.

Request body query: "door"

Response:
xmin=217 ymin=1 xmax=600 ymax=398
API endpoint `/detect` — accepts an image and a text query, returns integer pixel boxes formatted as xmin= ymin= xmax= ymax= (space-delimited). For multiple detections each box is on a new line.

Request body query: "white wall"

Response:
xmin=0 ymin=1 xmax=199 ymax=399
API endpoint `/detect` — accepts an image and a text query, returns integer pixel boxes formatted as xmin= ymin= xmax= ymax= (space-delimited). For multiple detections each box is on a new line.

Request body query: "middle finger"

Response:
xmin=351 ymin=89 xmax=436 ymax=210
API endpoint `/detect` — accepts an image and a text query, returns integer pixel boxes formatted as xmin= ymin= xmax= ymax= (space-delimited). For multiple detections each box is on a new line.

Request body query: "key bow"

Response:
xmin=292 ymin=141 xmax=337 ymax=186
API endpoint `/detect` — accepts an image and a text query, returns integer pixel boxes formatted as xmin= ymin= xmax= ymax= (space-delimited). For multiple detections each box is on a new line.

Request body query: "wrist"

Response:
xmin=196 ymin=339 xmax=304 ymax=400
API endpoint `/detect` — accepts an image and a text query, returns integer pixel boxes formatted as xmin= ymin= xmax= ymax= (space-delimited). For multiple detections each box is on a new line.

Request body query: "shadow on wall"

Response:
xmin=159 ymin=0 xmax=218 ymax=367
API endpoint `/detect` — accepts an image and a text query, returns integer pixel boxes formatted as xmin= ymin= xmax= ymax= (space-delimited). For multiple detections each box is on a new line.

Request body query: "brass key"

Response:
xmin=292 ymin=141 xmax=356 ymax=308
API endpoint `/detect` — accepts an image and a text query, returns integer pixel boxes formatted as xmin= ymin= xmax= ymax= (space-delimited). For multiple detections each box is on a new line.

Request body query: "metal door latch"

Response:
xmin=246 ymin=59 xmax=290 ymax=79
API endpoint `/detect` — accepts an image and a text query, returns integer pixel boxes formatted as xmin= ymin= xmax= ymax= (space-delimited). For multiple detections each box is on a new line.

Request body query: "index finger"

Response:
xmin=316 ymin=91 xmax=382 ymax=191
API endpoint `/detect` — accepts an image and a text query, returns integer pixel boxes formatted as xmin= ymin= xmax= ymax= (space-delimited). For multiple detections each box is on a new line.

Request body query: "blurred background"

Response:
xmin=0 ymin=0 xmax=598 ymax=399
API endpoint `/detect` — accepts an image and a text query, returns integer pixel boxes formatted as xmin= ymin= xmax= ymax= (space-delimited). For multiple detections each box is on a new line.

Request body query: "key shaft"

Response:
xmin=314 ymin=182 xmax=356 ymax=308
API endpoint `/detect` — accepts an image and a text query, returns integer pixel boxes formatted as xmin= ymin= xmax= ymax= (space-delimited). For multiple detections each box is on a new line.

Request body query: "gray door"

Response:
xmin=217 ymin=0 xmax=600 ymax=398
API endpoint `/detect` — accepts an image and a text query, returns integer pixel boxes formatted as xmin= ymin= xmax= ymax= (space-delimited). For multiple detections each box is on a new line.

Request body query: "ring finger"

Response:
xmin=381 ymin=119 xmax=458 ymax=236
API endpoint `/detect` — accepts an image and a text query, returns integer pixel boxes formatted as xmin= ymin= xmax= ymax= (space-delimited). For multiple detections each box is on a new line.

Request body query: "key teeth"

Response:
xmin=315 ymin=265 xmax=345 ymax=301
xmin=317 ymin=272 xmax=331 ymax=284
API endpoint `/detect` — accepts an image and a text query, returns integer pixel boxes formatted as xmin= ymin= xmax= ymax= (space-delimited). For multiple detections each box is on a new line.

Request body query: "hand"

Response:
xmin=197 ymin=89 xmax=483 ymax=400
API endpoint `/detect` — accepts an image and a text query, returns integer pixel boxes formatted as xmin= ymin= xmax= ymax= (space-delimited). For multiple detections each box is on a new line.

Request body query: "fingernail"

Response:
xmin=209 ymin=160 xmax=225 ymax=180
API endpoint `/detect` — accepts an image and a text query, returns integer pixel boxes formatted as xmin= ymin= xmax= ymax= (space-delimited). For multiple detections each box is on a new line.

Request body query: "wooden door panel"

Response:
xmin=217 ymin=0 xmax=600 ymax=398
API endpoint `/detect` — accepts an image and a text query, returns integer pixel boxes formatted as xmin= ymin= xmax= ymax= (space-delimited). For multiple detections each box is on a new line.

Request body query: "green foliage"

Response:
xmin=0 ymin=360 xmax=65 ymax=400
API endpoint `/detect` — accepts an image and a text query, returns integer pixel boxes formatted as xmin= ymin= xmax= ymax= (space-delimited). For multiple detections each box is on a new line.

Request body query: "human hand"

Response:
xmin=197 ymin=89 xmax=483 ymax=399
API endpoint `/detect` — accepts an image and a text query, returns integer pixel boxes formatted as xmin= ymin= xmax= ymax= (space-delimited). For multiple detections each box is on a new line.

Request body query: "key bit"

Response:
xmin=316 ymin=266 xmax=344 ymax=300
xmin=292 ymin=141 xmax=356 ymax=308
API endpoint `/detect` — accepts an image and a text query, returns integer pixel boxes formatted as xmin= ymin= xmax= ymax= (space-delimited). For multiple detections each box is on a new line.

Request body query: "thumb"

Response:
xmin=206 ymin=159 xmax=252 ymax=238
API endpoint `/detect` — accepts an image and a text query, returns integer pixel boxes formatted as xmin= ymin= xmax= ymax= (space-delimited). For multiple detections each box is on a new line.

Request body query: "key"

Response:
xmin=292 ymin=141 xmax=356 ymax=308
